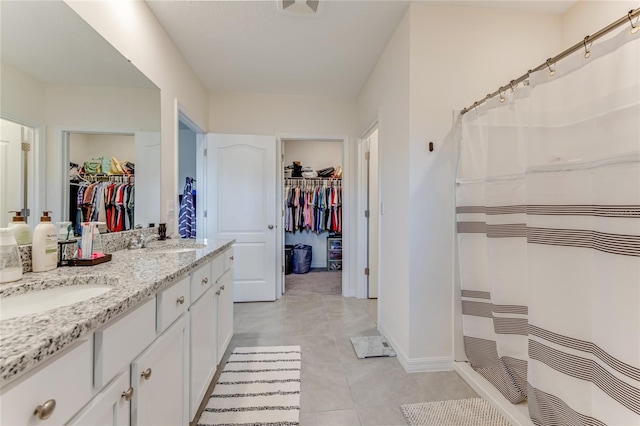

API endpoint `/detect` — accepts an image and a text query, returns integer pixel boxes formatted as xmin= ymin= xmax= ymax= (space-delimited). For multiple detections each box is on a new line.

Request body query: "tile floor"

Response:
xmin=215 ymin=275 xmax=478 ymax=426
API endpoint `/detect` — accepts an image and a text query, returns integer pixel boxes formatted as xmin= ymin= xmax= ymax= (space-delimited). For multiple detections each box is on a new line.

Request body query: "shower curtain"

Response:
xmin=456 ymin=27 xmax=639 ymax=425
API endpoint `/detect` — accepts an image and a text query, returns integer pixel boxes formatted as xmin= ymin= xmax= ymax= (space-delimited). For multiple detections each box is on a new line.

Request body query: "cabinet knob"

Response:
xmin=34 ymin=399 xmax=56 ymax=420
xmin=177 ymin=296 xmax=185 ymax=305
xmin=230 ymin=256 xmax=234 ymax=260
xmin=141 ymin=368 xmax=152 ymax=380
xmin=121 ymin=387 xmax=134 ymax=401
xmin=268 ymin=225 xmax=274 ymax=229
xmin=220 ymin=285 xmax=225 ymax=291
xmin=215 ymin=289 xmax=221 ymax=296
xmin=202 ymin=277 xmax=209 ymax=284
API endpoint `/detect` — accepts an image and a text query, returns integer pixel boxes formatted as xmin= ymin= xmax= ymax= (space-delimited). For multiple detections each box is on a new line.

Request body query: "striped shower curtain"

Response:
xmin=456 ymin=26 xmax=639 ymax=425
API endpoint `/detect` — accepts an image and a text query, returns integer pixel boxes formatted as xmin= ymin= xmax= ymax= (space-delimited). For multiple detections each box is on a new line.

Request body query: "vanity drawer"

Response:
xmin=191 ymin=262 xmax=212 ymax=303
xmin=224 ymin=248 xmax=234 ymax=272
xmin=211 ymin=253 xmax=225 ymax=283
xmin=1 ymin=339 xmax=93 ymax=426
xmin=94 ymin=298 xmax=156 ymax=388
xmin=157 ymin=276 xmax=190 ymax=333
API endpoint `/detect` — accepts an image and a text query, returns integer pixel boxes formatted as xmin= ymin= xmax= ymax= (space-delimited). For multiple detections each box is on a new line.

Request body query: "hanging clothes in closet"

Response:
xmin=284 ymin=179 xmax=342 ymax=234
xmin=72 ymin=179 xmax=135 ymax=234
xmin=179 ymin=177 xmax=196 ymax=238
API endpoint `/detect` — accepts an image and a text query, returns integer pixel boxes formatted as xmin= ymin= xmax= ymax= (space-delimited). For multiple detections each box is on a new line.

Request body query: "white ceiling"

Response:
xmin=147 ymin=0 xmax=577 ymax=98
xmin=0 ymin=1 xmax=156 ymax=88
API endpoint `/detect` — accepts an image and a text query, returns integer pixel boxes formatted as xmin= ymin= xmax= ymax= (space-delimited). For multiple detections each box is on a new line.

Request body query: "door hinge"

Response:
xmin=282 ymin=209 xmax=285 ymax=218
xmin=21 ymin=142 xmax=31 ymax=152
xmin=282 ymin=153 xmax=285 ymax=161
xmin=365 ymin=152 xmax=370 ymax=160
xmin=204 ymin=210 xmax=208 ymax=218
xmin=204 ymin=148 xmax=207 ymax=156
xmin=282 ymin=265 xmax=285 ymax=273
xmin=364 ymin=210 xmax=370 ymax=218
xmin=364 ymin=268 xmax=370 ymax=276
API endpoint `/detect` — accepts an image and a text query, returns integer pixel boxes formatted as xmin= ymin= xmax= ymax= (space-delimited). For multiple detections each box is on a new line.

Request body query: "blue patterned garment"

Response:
xmin=178 ymin=177 xmax=196 ymax=238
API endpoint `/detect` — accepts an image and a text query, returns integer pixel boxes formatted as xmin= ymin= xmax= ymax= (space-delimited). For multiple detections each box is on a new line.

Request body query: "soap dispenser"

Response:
xmin=7 ymin=211 xmax=32 ymax=245
xmin=0 ymin=227 xmax=23 ymax=283
xmin=33 ymin=211 xmax=58 ymax=272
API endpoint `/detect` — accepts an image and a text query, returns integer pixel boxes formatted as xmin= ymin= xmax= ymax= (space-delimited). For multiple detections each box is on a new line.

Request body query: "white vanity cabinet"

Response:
xmin=68 ymin=372 xmax=131 ymax=426
xmin=0 ymin=244 xmax=235 ymax=426
xmin=131 ymin=313 xmax=189 ymax=426
xmin=216 ymin=268 xmax=234 ymax=364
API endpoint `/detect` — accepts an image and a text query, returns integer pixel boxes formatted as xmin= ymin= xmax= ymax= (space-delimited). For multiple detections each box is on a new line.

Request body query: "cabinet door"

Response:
xmin=216 ymin=269 xmax=234 ymax=364
xmin=189 ymin=286 xmax=217 ymax=420
xmin=68 ymin=372 xmax=130 ymax=426
xmin=131 ymin=314 xmax=189 ymax=426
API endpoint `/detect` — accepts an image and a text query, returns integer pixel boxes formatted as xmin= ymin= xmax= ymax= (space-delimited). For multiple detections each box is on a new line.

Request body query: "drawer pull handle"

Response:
xmin=34 ymin=399 xmax=56 ymax=420
xmin=177 ymin=296 xmax=185 ymax=305
xmin=202 ymin=277 xmax=209 ymax=284
xmin=121 ymin=387 xmax=134 ymax=401
xmin=141 ymin=368 xmax=152 ymax=380
xmin=220 ymin=285 xmax=225 ymax=291
xmin=230 ymin=256 xmax=234 ymax=260
xmin=215 ymin=289 xmax=221 ymax=295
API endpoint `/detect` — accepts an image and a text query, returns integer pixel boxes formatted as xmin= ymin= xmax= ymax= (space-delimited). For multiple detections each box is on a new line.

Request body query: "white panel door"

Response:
xmin=0 ymin=119 xmax=23 ymax=228
xmin=135 ymin=132 xmax=161 ymax=228
xmin=207 ymin=134 xmax=277 ymax=302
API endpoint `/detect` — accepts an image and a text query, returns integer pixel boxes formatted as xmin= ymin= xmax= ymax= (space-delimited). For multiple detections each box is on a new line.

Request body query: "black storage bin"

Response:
xmin=292 ymin=244 xmax=312 ymax=274
xmin=284 ymin=245 xmax=293 ymax=275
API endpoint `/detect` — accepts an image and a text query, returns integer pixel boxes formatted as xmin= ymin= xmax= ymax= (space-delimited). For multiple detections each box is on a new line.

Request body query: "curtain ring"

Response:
xmin=629 ymin=10 xmax=639 ymax=34
xmin=509 ymin=80 xmax=516 ymax=93
xmin=473 ymin=101 xmax=479 ymax=114
xmin=546 ymin=59 xmax=556 ymax=76
xmin=583 ymin=36 xmax=592 ymax=58
xmin=499 ymin=88 xmax=505 ymax=103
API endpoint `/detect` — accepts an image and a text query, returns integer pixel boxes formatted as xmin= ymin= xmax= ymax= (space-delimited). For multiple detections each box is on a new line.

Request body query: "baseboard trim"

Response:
xmin=377 ymin=324 xmax=453 ymax=373
xmin=454 ymin=361 xmax=532 ymax=426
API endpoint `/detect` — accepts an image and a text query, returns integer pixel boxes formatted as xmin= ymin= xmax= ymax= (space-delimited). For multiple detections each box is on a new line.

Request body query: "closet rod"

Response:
xmin=460 ymin=7 xmax=640 ymax=115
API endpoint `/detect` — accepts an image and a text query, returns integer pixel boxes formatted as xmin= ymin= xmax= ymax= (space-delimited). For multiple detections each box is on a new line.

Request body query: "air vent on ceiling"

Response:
xmin=277 ymin=0 xmax=322 ymax=16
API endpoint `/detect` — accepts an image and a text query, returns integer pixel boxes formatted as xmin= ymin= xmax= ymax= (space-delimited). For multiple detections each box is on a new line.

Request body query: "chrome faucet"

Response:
xmin=139 ymin=233 xmax=158 ymax=248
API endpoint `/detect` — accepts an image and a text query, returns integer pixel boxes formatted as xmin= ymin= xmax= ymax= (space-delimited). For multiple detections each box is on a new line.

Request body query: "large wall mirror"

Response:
xmin=0 ymin=0 xmax=161 ymax=235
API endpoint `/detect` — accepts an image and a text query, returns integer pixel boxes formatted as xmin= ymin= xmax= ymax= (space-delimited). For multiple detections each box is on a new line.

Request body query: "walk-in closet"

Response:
xmin=283 ymin=139 xmax=343 ymax=295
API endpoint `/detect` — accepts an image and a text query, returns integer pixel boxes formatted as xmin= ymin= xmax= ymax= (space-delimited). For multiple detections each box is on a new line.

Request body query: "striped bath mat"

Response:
xmin=198 ymin=346 xmax=301 ymax=426
xmin=401 ymin=398 xmax=510 ymax=426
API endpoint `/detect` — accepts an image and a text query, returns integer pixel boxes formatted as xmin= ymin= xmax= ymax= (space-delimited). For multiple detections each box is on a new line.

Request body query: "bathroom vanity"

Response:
xmin=0 ymin=239 xmax=234 ymax=425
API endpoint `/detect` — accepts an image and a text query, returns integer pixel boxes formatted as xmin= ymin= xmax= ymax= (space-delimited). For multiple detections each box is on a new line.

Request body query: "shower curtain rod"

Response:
xmin=460 ymin=7 xmax=640 ymax=115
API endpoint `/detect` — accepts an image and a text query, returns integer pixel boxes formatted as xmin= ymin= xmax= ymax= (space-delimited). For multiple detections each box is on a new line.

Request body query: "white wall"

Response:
xmin=0 ymin=63 xmax=46 ymax=125
xmin=69 ymin=133 xmax=136 ymax=166
xmin=284 ymin=139 xmax=342 ymax=268
xmin=561 ymin=0 xmax=637 ymax=46
xmin=356 ymin=11 xmax=412 ymax=358
xmin=284 ymin=140 xmax=342 ymax=172
xmin=66 ymin=0 xmax=210 ymax=235
xmin=178 ymin=128 xmax=197 ymax=196
xmin=406 ymin=5 xmax=562 ymax=365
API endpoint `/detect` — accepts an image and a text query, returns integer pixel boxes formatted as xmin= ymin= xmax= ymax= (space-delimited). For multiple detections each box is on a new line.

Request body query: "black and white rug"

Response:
xmin=198 ymin=346 xmax=301 ymax=426
xmin=400 ymin=398 xmax=510 ymax=426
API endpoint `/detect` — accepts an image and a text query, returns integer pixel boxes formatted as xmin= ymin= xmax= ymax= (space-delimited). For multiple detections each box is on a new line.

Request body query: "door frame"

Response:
xmin=276 ymin=133 xmax=350 ymax=298
xmin=356 ymin=121 xmax=380 ymax=300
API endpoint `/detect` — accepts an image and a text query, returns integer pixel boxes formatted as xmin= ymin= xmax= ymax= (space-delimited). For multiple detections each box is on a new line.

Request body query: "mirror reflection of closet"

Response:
xmin=68 ymin=132 xmax=135 ymax=235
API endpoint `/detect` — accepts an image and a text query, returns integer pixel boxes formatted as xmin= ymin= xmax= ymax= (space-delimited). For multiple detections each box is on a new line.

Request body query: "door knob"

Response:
xmin=268 ymin=224 xmax=274 ymax=229
xmin=34 ymin=399 xmax=56 ymax=420
xmin=141 ymin=368 xmax=152 ymax=380
xmin=177 ymin=296 xmax=185 ymax=305
xmin=121 ymin=387 xmax=134 ymax=401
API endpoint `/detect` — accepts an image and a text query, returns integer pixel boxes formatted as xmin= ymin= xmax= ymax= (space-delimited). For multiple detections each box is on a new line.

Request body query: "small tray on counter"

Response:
xmin=69 ymin=253 xmax=112 ymax=266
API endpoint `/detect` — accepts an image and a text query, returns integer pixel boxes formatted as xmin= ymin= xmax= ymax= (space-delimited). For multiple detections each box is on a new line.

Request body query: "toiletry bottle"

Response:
xmin=7 ymin=211 xmax=32 ymax=245
xmin=32 ymin=211 xmax=58 ymax=272
xmin=0 ymin=228 xmax=23 ymax=283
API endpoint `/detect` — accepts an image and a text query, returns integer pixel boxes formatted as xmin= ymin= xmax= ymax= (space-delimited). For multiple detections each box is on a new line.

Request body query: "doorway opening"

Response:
xmin=178 ymin=109 xmax=206 ymax=241
xmin=278 ymin=135 xmax=347 ymax=298
xmin=0 ymin=117 xmax=39 ymax=229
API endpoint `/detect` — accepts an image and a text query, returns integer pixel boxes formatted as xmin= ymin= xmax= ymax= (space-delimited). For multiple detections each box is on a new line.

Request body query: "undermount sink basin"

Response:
xmin=0 ymin=284 xmax=112 ymax=321
xmin=148 ymin=247 xmax=199 ymax=254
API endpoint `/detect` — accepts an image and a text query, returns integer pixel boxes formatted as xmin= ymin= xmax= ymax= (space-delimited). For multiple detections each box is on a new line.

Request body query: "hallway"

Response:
xmin=221 ymin=287 xmax=477 ymax=425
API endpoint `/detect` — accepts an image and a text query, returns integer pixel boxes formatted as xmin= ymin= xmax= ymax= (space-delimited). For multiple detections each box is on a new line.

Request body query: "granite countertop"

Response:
xmin=0 ymin=238 xmax=234 ymax=386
